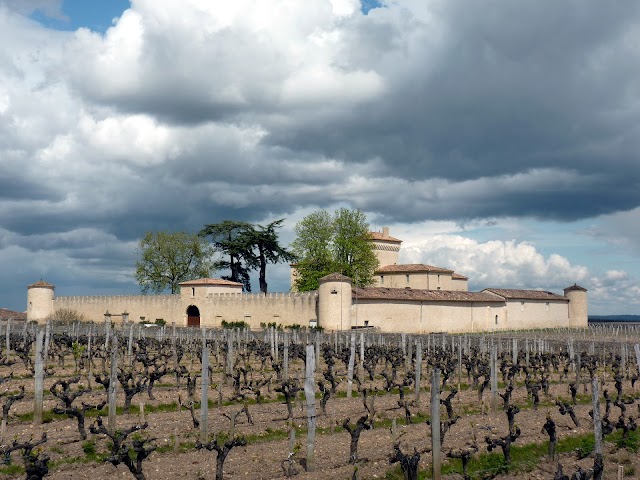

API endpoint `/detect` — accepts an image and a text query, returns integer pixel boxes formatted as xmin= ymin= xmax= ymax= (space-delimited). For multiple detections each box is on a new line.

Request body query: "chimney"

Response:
xmin=382 ymin=227 xmax=389 ymax=238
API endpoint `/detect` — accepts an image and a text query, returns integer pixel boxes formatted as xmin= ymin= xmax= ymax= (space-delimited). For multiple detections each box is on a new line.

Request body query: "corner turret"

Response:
xmin=564 ymin=284 xmax=588 ymax=328
xmin=27 ymin=280 xmax=55 ymax=323
xmin=318 ymin=273 xmax=352 ymax=331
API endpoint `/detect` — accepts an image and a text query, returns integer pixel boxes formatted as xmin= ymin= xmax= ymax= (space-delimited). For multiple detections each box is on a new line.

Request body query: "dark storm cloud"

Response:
xmin=2 ymin=0 xmax=640 ymax=313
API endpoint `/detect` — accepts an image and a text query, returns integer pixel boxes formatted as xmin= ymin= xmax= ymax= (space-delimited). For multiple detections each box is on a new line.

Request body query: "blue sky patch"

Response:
xmin=361 ymin=0 xmax=382 ymax=15
xmin=30 ymin=0 xmax=130 ymax=32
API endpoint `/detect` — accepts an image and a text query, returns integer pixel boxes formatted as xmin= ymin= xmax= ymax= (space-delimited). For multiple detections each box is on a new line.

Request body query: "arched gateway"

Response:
xmin=186 ymin=305 xmax=200 ymax=327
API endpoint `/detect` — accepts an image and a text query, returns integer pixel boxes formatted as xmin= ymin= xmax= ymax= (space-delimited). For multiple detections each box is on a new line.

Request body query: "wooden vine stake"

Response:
xmin=415 ymin=341 xmax=422 ymax=402
xmin=305 ymin=344 xmax=317 ymax=471
xmin=108 ymin=335 xmax=118 ymax=434
xmin=347 ymin=333 xmax=356 ymax=398
xmin=591 ymin=376 xmax=603 ymax=480
xmin=33 ymin=327 xmax=45 ymax=425
xmin=431 ymin=366 xmax=441 ymax=480
xmin=634 ymin=344 xmax=640 ymax=378
xmin=490 ymin=343 xmax=498 ymax=413
xmin=200 ymin=328 xmax=209 ymax=443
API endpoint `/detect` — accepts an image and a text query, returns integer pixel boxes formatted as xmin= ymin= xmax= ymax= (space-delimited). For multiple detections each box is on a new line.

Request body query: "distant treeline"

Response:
xmin=589 ymin=315 xmax=640 ymax=322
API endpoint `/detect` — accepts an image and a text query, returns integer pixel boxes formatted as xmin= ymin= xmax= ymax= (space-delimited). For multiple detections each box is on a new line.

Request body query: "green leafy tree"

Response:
xmin=199 ymin=221 xmax=254 ymax=291
xmin=134 ymin=231 xmax=214 ymax=294
xmin=200 ymin=219 xmax=295 ymax=294
xmin=292 ymin=208 xmax=379 ymax=291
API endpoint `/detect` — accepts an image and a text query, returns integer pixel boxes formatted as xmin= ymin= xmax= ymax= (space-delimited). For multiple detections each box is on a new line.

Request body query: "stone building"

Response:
xmin=26 ymin=228 xmax=588 ymax=333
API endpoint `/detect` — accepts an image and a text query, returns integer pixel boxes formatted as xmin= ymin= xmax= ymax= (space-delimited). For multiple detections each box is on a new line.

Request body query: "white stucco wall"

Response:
xmin=353 ymin=300 xmax=505 ymax=334
xmin=503 ymin=299 xmax=570 ymax=330
xmin=52 ymin=291 xmax=318 ymax=329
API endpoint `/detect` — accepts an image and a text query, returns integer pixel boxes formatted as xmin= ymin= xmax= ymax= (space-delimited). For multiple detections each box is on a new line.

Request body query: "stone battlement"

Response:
xmin=206 ymin=291 xmax=317 ymax=299
xmin=56 ymin=294 xmax=178 ymax=302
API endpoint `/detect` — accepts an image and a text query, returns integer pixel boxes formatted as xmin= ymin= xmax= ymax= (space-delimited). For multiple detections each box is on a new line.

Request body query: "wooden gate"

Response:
xmin=187 ymin=305 xmax=200 ymax=327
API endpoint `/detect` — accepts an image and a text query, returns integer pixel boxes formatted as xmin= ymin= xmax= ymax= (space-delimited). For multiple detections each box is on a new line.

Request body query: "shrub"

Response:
xmin=48 ymin=308 xmax=87 ymax=324
xmin=221 ymin=320 xmax=249 ymax=330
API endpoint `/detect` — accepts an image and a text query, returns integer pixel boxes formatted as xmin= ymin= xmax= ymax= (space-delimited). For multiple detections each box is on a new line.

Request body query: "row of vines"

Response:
xmin=0 ymin=320 xmax=639 ymax=479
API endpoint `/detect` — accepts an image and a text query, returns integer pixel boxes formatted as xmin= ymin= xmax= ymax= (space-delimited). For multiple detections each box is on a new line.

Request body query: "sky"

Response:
xmin=1 ymin=0 xmax=640 ymax=315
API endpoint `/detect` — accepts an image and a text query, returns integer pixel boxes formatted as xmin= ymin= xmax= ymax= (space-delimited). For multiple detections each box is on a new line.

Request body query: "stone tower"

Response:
xmin=564 ymin=284 xmax=588 ymax=328
xmin=318 ymin=273 xmax=352 ymax=331
xmin=27 ymin=280 xmax=55 ymax=323
xmin=369 ymin=227 xmax=402 ymax=268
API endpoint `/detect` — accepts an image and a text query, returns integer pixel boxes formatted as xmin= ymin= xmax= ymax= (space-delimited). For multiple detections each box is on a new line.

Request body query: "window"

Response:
xmin=495 ymin=315 xmax=498 ymax=325
xmin=191 ymin=287 xmax=195 ymax=297
xmin=380 ymin=275 xmax=384 ymax=285
xmin=364 ymin=320 xmax=369 ymax=326
xmin=405 ymin=274 xmax=410 ymax=283
xmin=545 ymin=302 xmax=550 ymax=312
xmin=520 ymin=301 xmax=525 ymax=312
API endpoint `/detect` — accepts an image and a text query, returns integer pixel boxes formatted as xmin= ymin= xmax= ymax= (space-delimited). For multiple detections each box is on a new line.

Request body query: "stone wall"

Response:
xmin=354 ymin=300 xmax=506 ymax=334
xmin=196 ymin=291 xmax=318 ymax=328
xmin=503 ymin=299 xmax=570 ymax=330
xmin=54 ymin=295 xmax=182 ymax=324
xmin=52 ymin=291 xmax=318 ymax=328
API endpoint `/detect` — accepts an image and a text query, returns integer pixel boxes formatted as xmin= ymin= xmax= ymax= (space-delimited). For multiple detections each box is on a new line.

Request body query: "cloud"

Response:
xmin=1 ymin=0 xmax=66 ymax=20
xmin=1 ymin=0 xmax=640 ymax=312
xmin=400 ymin=234 xmax=589 ymax=292
xmin=586 ymin=207 xmax=640 ymax=254
xmin=588 ymin=270 xmax=640 ymax=314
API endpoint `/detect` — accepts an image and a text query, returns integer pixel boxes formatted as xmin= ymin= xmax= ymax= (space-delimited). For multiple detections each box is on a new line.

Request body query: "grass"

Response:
xmin=385 ymin=428 xmax=640 ymax=480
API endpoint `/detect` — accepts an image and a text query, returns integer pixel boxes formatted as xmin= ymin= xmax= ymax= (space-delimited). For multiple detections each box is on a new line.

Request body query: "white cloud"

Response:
xmin=399 ymin=235 xmax=589 ymax=292
xmin=1 ymin=0 xmax=640 ymax=314
xmin=588 ymin=271 xmax=640 ymax=314
xmin=2 ymin=0 xmax=66 ymax=20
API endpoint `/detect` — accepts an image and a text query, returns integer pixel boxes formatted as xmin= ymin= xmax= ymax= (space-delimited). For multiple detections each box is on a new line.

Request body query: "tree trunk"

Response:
xmin=259 ymin=244 xmax=267 ymax=294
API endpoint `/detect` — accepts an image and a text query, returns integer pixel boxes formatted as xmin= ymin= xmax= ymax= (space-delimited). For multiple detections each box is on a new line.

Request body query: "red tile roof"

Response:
xmin=483 ymin=288 xmax=567 ymax=301
xmin=27 ymin=280 xmax=54 ymax=288
xmin=319 ymin=273 xmax=352 ymax=283
xmin=179 ymin=278 xmax=243 ymax=287
xmin=452 ymin=273 xmax=468 ymax=280
xmin=377 ymin=264 xmax=454 ymax=274
xmin=369 ymin=232 xmax=402 ymax=243
xmin=352 ymin=287 xmax=504 ymax=303
xmin=564 ymin=284 xmax=587 ymax=293
xmin=0 ymin=308 xmax=26 ymax=321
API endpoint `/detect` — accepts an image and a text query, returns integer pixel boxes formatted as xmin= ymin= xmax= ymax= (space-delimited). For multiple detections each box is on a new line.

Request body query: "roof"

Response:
xmin=27 ymin=280 xmax=54 ymax=288
xmin=377 ymin=264 xmax=454 ymax=274
xmin=564 ymin=284 xmax=588 ymax=293
xmin=352 ymin=287 xmax=504 ymax=303
xmin=452 ymin=273 xmax=468 ymax=280
xmin=319 ymin=273 xmax=352 ymax=283
xmin=179 ymin=278 xmax=243 ymax=287
xmin=0 ymin=308 xmax=26 ymax=321
xmin=369 ymin=231 xmax=402 ymax=243
xmin=483 ymin=288 xmax=567 ymax=301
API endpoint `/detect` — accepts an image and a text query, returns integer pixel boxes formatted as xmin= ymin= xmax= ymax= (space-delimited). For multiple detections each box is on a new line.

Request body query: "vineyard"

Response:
xmin=0 ymin=321 xmax=639 ymax=479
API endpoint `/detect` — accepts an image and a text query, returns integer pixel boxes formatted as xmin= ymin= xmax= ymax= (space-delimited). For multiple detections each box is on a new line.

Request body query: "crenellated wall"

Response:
xmin=195 ymin=291 xmax=318 ymax=328
xmin=30 ymin=276 xmax=586 ymax=333
xmin=54 ymin=294 xmax=182 ymax=324
xmin=52 ymin=291 xmax=318 ymax=328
